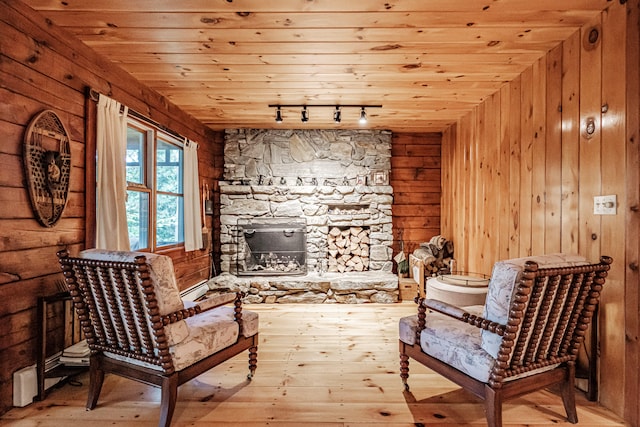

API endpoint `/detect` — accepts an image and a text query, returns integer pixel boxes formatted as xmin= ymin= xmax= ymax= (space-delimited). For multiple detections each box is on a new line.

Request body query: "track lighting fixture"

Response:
xmin=268 ymin=104 xmax=381 ymax=125
xmin=359 ymin=107 xmax=367 ymax=124
xmin=333 ymin=106 xmax=342 ymax=123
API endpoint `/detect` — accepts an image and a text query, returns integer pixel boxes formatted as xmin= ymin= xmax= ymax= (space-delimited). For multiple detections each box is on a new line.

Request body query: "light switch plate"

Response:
xmin=594 ymin=195 xmax=617 ymax=215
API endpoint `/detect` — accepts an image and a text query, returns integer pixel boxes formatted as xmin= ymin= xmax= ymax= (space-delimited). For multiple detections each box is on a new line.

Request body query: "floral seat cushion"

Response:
xmin=400 ymin=305 xmax=493 ymax=382
xmin=106 ymin=305 xmax=259 ymax=372
xmin=171 ymin=306 xmax=259 ymax=371
xmin=421 ymin=310 xmax=495 ymax=382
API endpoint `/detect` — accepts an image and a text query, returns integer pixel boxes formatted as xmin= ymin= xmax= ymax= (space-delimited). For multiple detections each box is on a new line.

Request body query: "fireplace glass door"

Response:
xmin=236 ymin=218 xmax=307 ymax=276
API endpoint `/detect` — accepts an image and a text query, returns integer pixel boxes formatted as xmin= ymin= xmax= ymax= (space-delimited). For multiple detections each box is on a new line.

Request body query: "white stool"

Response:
xmin=426 ymin=274 xmax=489 ymax=306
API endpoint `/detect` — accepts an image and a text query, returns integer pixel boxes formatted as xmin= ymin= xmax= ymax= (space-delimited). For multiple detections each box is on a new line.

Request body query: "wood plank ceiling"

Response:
xmin=23 ymin=0 xmax=613 ymax=133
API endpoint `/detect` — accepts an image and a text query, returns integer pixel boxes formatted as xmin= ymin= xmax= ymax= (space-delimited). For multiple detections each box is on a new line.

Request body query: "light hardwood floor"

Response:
xmin=1 ymin=302 xmax=629 ymax=426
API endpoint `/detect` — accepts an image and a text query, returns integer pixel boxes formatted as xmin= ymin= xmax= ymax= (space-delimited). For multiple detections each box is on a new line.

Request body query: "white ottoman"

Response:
xmin=426 ymin=274 xmax=489 ymax=306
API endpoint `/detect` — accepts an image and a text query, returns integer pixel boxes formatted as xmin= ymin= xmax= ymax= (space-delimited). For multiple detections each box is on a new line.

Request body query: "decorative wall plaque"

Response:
xmin=23 ymin=110 xmax=71 ymax=227
xmin=370 ymin=170 xmax=389 ymax=186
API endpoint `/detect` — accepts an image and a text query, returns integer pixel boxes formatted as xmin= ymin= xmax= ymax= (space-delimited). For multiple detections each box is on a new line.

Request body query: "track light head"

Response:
xmin=333 ymin=106 xmax=342 ymax=123
xmin=275 ymin=106 xmax=283 ymax=123
xmin=301 ymin=106 xmax=309 ymax=123
xmin=359 ymin=107 xmax=367 ymax=124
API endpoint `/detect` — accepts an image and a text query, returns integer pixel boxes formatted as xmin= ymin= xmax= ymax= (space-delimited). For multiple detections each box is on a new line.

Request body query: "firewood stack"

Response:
xmin=414 ymin=235 xmax=455 ymax=276
xmin=327 ymin=226 xmax=370 ymax=272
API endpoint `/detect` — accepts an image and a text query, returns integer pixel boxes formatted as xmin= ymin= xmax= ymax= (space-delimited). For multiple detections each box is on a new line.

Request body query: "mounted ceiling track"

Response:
xmin=268 ymin=104 xmax=382 ymax=124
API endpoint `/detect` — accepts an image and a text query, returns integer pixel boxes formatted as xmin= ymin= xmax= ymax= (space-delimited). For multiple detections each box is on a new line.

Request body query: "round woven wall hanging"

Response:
xmin=23 ymin=110 xmax=71 ymax=227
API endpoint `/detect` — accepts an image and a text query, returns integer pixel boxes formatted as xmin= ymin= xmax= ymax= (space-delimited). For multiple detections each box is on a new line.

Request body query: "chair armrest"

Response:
xmin=424 ymin=298 xmax=468 ymax=319
xmin=189 ymin=291 xmax=237 ymax=312
xmin=423 ymin=298 xmax=506 ymax=336
xmin=162 ymin=291 xmax=240 ymax=325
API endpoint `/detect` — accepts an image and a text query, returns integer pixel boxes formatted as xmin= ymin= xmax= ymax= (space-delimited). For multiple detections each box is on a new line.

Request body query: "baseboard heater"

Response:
xmin=13 ymin=364 xmax=64 ymax=407
xmin=180 ymin=280 xmax=209 ymax=302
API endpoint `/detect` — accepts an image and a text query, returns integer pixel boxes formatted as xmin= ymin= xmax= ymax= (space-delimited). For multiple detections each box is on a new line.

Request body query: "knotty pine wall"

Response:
xmin=441 ymin=1 xmax=639 ymax=422
xmin=0 ymin=0 xmax=223 ymax=415
xmin=390 ymin=133 xmax=442 ymax=257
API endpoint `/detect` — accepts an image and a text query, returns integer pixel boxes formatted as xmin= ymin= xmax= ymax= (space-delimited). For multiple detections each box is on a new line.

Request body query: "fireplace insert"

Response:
xmin=236 ymin=218 xmax=307 ymax=276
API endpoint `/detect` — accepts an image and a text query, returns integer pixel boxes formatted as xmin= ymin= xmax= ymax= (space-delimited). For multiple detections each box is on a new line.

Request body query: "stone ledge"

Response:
xmin=206 ymin=272 xmax=399 ymax=304
xmin=219 ymin=184 xmax=394 ymax=195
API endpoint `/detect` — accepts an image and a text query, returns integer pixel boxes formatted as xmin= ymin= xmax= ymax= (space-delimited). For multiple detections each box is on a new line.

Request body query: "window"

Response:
xmin=125 ymin=119 xmax=184 ymax=251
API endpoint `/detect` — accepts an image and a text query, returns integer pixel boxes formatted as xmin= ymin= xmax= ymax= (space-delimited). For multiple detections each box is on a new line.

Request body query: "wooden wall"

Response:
xmin=390 ymin=133 xmax=442 ymax=259
xmin=0 ymin=0 xmax=223 ymax=415
xmin=625 ymin=3 xmax=640 ymax=426
xmin=441 ymin=0 xmax=639 ymax=422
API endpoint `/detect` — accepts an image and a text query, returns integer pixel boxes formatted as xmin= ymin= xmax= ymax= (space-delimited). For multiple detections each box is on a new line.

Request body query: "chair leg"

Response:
xmin=248 ymin=345 xmax=258 ymax=380
xmin=159 ymin=374 xmax=179 ymax=427
xmin=561 ymin=364 xmax=579 ymax=423
xmin=399 ymin=345 xmax=410 ymax=391
xmin=484 ymin=385 xmax=503 ymax=427
xmin=86 ymin=359 xmax=105 ymax=410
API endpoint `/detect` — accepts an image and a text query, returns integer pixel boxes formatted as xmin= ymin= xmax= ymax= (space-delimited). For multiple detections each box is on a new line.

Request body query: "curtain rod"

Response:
xmin=87 ymin=87 xmax=187 ymax=144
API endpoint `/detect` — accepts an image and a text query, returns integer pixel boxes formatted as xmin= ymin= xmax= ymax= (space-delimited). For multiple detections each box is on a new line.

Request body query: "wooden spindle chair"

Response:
xmin=399 ymin=254 xmax=612 ymax=427
xmin=57 ymin=249 xmax=259 ymax=427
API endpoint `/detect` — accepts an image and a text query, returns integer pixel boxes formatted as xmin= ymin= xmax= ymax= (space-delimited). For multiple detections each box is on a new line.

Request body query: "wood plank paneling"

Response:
xmin=440 ymin=1 xmax=634 ymax=421
xmin=624 ymin=2 xmax=640 ymax=425
xmin=22 ymin=0 xmax=613 ymax=13
xmin=561 ymin=31 xmax=581 ymax=255
xmin=508 ymin=75 xmax=522 ymax=259
xmin=29 ymin=10 xmax=608 ymax=29
xmin=519 ymin=65 xmax=534 ymax=258
xmin=498 ymin=84 xmax=511 ymax=261
xmin=545 ymin=45 xmax=563 ymax=254
xmin=21 ymin=0 xmax=612 ymax=133
xmin=458 ymin=112 xmax=473 ymax=270
xmin=578 ymin=16 xmax=603 ymax=266
xmin=0 ymin=0 xmax=223 ymax=416
xmin=530 ymin=56 xmax=547 ymax=256
xmin=391 ymin=133 xmax=441 ymax=258
xmin=599 ymin=2 xmax=629 ymax=416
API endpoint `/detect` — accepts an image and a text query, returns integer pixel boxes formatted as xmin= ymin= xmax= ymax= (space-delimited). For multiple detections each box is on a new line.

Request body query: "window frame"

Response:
xmin=126 ymin=117 xmax=185 ymax=253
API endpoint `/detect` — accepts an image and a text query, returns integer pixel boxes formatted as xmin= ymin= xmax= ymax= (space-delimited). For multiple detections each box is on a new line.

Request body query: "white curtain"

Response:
xmin=96 ymin=94 xmax=130 ymax=250
xmin=184 ymin=139 xmax=203 ymax=251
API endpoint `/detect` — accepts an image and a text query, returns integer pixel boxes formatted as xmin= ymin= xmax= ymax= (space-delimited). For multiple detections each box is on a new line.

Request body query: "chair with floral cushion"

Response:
xmin=399 ymin=253 xmax=612 ymax=427
xmin=57 ymin=249 xmax=259 ymax=427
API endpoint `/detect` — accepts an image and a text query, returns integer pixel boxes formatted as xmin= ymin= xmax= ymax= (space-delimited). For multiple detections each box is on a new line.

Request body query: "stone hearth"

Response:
xmin=206 ymin=271 xmax=398 ymax=304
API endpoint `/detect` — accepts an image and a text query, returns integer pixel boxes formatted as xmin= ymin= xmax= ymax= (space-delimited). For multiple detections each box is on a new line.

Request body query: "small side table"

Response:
xmin=425 ymin=273 xmax=489 ymax=306
xmin=36 ymin=292 xmax=86 ymax=401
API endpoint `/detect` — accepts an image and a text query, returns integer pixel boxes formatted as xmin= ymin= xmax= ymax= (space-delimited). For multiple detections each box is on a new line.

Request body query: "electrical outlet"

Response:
xmin=594 ymin=195 xmax=617 ymax=215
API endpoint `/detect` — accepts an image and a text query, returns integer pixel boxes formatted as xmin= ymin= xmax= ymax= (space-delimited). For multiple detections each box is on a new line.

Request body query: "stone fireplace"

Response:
xmin=209 ymin=129 xmax=398 ymax=303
